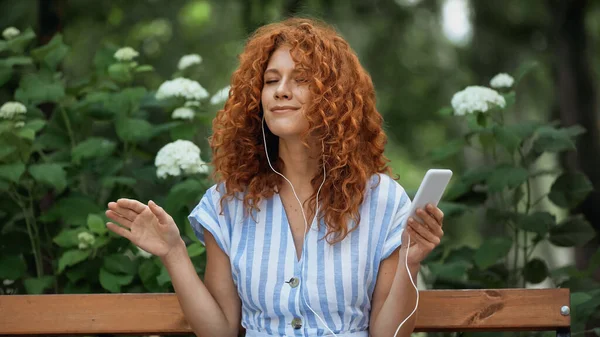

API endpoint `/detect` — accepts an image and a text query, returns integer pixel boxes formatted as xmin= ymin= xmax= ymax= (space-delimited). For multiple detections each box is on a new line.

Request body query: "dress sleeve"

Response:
xmin=188 ymin=185 xmax=231 ymax=256
xmin=381 ymin=184 xmax=412 ymax=260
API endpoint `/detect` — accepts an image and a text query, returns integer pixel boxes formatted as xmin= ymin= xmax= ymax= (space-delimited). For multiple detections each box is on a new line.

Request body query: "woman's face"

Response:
xmin=261 ymin=46 xmax=311 ymax=140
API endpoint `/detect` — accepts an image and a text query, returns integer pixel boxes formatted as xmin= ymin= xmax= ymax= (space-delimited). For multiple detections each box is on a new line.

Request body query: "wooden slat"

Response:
xmin=414 ymin=288 xmax=570 ymax=332
xmin=0 ymin=289 xmax=570 ymax=335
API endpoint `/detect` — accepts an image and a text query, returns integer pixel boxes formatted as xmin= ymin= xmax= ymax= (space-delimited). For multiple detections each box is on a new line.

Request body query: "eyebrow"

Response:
xmin=264 ymin=69 xmax=280 ymax=75
xmin=264 ymin=68 xmax=303 ymax=76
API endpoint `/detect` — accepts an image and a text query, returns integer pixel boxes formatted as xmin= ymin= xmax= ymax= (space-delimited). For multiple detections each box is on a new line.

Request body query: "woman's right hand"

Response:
xmin=105 ymin=199 xmax=182 ymax=258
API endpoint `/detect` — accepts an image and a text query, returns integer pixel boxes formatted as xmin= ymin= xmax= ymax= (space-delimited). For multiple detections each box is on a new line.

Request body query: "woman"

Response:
xmin=105 ymin=18 xmax=444 ymax=337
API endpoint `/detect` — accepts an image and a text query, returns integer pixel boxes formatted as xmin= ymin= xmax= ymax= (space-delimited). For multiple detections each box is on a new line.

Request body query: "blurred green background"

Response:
xmin=1 ymin=0 xmax=599 ymax=336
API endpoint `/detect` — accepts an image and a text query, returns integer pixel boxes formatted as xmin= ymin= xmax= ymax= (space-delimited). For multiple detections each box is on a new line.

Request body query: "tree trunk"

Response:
xmin=549 ymin=1 xmax=600 ymax=334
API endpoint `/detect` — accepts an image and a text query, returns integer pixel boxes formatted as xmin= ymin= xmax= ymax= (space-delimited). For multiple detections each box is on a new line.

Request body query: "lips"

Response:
xmin=271 ymin=106 xmax=300 ymax=113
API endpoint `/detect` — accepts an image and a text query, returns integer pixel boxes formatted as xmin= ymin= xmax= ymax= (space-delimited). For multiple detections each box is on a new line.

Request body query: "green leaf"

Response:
xmin=533 ymin=126 xmax=576 ymax=153
xmin=564 ymin=124 xmax=586 ymax=138
xmin=548 ymin=172 xmax=593 ymax=209
xmin=502 ymin=92 xmax=516 ymax=108
xmin=156 ymin=265 xmax=172 ymax=286
xmin=523 ymin=258 xmax=548 ymax=284
xmin=14 ymin=72 xmax=65 ymax=104
xmin=28 ymin=163 xmax=67 ymax=193
xmin=588 ymin=249 xmax=600 ymax=274
xmin=108 ymin=63 xmax=132 ymax=83
xmin=0 ymin=255 xmax=27 ymax=279
xmin=437 ymin=106 xmax=454 ymax=117
xmin=474 ymin=237 xmax=513 ymax=269
xmin=549 ymin=215 xmax=596 ymax=247
xmin=514 ymin=61 xmax=538 ymax=84
xmin=103 ymin=254 xmax=137 ymax=275
xmin=437 ymin=201 xmax=471 ymax=218
xmin=0 ymin=162 xmax=26 ymax=183
xmin=99 ymin=267 xmax=134 ymax=293
xmin=31 ymin=34 xmax=70 ymax=70
xmin=187 ymin=242 xmax=206 ymax=257
xmin=53 ymin=228 xmax=84 ymax=248
xmin=58 ymin=249 xmax=91 ymax=273
xmin=24 ymin=119 xmax=47 ymax=132
xmin=115 ymin=117 xmax=153 ymax=143
xmin=101 ymin=176 xmax=136 ymax=189
xmin=166 ymin=179 xmax=206 ymax=213
xmin=0 ymin=144 xmax=17 ymax=160
xmin=72 ymin=137 xmax=116 ymax=163
xmin=2 ymin=56 xmax=34 ymax=67
xmin=138 ymin=260 xmax=163 ymax=292
xmin=0 ymin=65 xmax=12 ymax=86
xmin=493 ymin=125 xmax=521 ymax=153
xmin=429 ymin=139 xmax=464 ymax=162
xmin=169 ymin=123 xmax=196 ymax=141
xmin=135 ymin=65 xmax=154 ymax=73
xmin=104 ymin=87 xmax=147 ymax=116
xmin=478 ymin=129 xmax=494 ymax=151
xmin=486 ymin=165 xmax=529 ymax=192
xmin=508 ymin=121 xmax=544 ymax=140
xmin=16 ymin=127 xmax=35 ymax=141
xmin=87 ymin=214 xmax=107 ymax=235
xmin=23 ymin=275 xmax=55 ymax=294
xmin=515 ymin=211 xmax=555 ymax=236
xmin=41 ymin=195 xmax=103 ymax=225
xmin=2 ymin=28 xmax=36 ymax=53
xmin=428 ymin=260 xmax=470 ymax=281
xmin=92 ymin=235 xmax=111 ymax=249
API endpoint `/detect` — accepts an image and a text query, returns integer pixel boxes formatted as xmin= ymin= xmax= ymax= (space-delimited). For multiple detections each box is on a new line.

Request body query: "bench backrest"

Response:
xmin=0 ymin=288 xmax=570 ymax=335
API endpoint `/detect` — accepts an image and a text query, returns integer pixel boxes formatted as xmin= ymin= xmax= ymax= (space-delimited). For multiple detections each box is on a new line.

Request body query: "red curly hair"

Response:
xmin=209 ymin=17 xmax=393 ymax=243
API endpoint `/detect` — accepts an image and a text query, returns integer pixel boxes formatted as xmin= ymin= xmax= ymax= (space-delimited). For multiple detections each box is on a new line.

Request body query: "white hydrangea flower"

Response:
xmin=2 ymin=27 xmax=20 ymax=40
xmin=172 ymin=107 xmax=195 ymax=120
xmin=155 ymin=78 xmax=209 ymax=101
xmin=2 ymin=279 xmax=14 ymax=286
xmin=137 ymin=247 xmax=153 ymax=259
xmin=155 ymin=140 xmax=209 ymax=178
xmin=210 ymin=85 xmax=231 ymax=105
xmin=177 ymin=54 xmax=202 ymax=70
xmin=114 ymin=47 xmax=140 ymax=61
xmin=0 ymin=102 xmax=27 ymax=119
xmin=490 ymin=73 xmax=514 ymax=88
xmin=14 ymin=121 xmax=25 ymax=128
xmin=451 ymin=86 xmax=506 ymax=116
xmin=77 ymin=231 xmax=95 ymax=250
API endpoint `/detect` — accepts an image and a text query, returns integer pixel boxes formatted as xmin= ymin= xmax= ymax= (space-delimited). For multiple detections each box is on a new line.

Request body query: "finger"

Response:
xmin=408 ymin=217 xmax=440 ymax=246
xmin=106 ymin=222 xmax=133 ymax=240
xmin=116 ymin=198 xmax=147 ymax=214
xmin=105 ymin=210 xmax=133 ymax=228
xmin=405 ymin=225 xmax=432 ymax=249
xmin=416 ymin=208 xmax=444 ymax=237
xmin=426 ymin=204 xmax=444 ymax=227
xmin=107 ymin=202 xmax=137 ymax=223
xmin=148 ymin=200 xmax=172 ymax=225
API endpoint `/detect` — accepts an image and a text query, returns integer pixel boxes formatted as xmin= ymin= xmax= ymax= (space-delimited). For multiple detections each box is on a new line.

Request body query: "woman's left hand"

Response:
xmin=400 ymin=203 xmax=444 ymax=267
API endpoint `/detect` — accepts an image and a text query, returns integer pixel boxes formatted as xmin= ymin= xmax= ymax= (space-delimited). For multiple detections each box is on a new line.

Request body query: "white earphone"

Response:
xmin=261 ymin=116 xmax=418 ymax=337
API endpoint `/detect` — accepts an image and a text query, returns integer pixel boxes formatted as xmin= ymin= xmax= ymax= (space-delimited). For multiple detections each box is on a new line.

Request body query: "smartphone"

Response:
xmin=407 ymin=169 xmax=453 ymax=223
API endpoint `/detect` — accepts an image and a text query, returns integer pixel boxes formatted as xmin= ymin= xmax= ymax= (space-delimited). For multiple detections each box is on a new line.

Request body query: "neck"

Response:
xmin=277 ymin=137 xmax=321 ymax=193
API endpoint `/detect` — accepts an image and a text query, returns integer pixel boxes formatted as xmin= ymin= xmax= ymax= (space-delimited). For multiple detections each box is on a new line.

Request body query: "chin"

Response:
xmin=265 ymin=116 xmax=308 ymax=139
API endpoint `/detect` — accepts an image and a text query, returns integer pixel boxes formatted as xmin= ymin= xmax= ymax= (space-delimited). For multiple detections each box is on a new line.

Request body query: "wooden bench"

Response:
xmin=0 ymin=288 xmax=570 ymax=336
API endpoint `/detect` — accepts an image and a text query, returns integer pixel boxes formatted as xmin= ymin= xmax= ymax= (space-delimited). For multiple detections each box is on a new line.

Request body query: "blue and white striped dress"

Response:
xmin=188 ymin=173 xmax=411 ymax=337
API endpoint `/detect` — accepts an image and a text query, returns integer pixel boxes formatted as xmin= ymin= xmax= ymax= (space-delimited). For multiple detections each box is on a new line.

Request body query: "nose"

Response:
xmin=274 ymin=79 xmax=292 ymax=100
